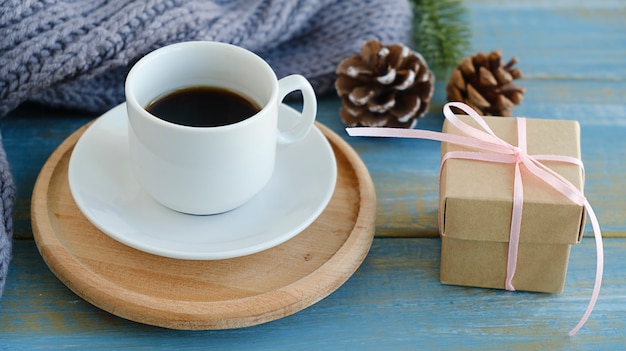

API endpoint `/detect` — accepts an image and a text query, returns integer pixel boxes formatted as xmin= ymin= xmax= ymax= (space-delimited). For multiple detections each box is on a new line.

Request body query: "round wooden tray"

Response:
xmin=31 ymin=120 xmax=376 ymax=330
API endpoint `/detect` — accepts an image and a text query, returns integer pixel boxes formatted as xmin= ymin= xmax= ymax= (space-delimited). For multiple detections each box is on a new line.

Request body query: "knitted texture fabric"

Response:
xmin=0 ymin=1 xmax=412 ymax=298
xmin=0 ymin=131 xmax=14 ymax=299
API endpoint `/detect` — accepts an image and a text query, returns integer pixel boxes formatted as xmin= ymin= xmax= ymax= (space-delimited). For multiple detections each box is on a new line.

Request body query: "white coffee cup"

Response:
xmin=125 ymin=41 xmax=317 ymax=215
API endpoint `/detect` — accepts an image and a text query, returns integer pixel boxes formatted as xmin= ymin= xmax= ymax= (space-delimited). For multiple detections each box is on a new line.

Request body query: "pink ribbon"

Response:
xmin=346 ymin=102 xmax=603 ymax=336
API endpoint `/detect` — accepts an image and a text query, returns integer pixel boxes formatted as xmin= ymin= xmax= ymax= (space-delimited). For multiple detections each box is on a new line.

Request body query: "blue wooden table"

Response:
xmin=1 ymin=1 xmax=625 ymax=349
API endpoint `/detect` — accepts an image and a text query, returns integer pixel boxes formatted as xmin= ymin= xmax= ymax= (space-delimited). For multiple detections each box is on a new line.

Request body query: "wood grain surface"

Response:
xmin=29 ymin=121 xmax=376 ymax=330
xmin=3 ymin=238 xmax=624 ymax=349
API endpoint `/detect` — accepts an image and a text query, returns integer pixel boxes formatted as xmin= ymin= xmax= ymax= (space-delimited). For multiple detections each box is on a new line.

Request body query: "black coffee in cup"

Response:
xmin=145 ymin=86 xmax=261 ymax=127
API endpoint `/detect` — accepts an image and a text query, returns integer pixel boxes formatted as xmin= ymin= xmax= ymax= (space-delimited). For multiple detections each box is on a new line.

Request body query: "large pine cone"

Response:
xmin=335 ymin=39 xmax=434 ymax=128
xmin=447 ymin=50 xmax=524 ymax=117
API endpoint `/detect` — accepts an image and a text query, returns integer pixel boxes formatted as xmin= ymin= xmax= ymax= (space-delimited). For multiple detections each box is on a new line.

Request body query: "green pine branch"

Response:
xmin=410 ymin=0 xmax=472 ymax=79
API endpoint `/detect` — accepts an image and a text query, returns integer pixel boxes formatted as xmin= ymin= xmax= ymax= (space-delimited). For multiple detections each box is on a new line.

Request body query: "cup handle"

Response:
xmin=276 ymin=74 xmax=317 ymax=144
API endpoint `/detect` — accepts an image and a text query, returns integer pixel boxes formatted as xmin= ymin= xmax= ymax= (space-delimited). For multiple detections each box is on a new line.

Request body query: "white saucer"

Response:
xmin=68 ymin=103 xmax=337 ymax=260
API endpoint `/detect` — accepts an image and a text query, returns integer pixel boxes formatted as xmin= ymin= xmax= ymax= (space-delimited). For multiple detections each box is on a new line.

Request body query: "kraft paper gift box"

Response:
xmin=439 ymin=115 xmax=586 ymax=293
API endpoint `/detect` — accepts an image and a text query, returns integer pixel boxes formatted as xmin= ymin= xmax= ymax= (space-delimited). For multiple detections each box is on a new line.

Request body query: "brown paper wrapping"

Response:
xmin=439 ymin=115 xmax=586 ymax=293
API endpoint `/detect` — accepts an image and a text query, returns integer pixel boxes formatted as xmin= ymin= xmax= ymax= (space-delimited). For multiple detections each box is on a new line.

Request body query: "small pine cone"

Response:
xmin=447 ymin=50 xmax=525 ymax=117
xmin=335 ymin=39 xmax=435 ymax=128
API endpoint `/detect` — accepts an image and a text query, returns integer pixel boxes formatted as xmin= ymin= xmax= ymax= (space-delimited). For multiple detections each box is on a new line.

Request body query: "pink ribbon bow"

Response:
xmin=346 ymin=102 xmax=603 ymax=336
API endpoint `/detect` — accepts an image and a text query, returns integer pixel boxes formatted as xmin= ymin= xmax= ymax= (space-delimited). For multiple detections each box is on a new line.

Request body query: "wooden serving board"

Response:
xmin=31 ymin=121 xmax=376 ymax=330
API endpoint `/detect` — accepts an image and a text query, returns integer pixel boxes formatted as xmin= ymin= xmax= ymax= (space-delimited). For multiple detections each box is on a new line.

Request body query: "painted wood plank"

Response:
xmin=1 ymin=238 xmax=623 ymax=349
xmin=3 ymin=91 xmax=625 ymax=242
xmin=466 ymin=1 xmax=626 ymax=79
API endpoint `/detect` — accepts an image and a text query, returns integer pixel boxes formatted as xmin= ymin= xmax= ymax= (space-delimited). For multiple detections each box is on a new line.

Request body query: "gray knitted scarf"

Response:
xmin=0 ymin=0 xmax=412 ymax=298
